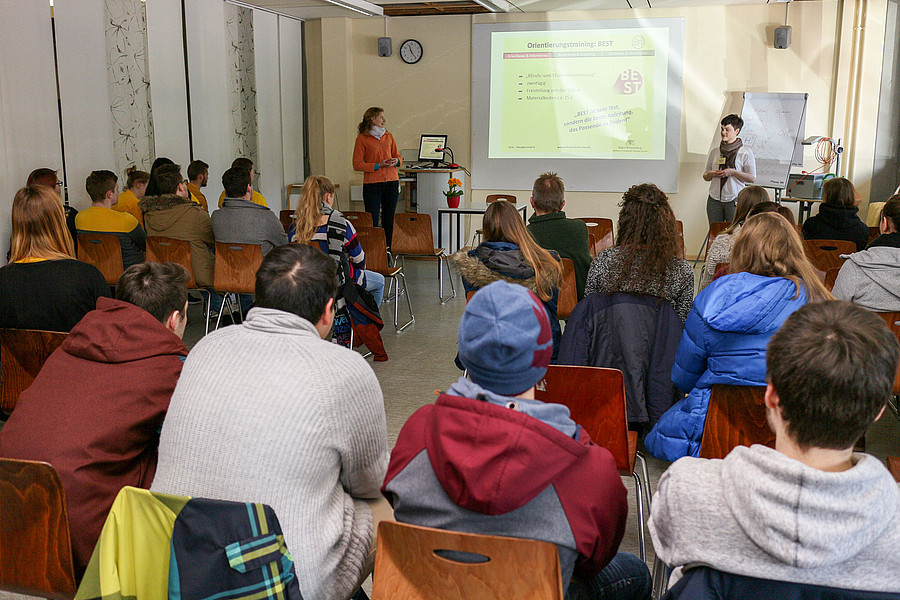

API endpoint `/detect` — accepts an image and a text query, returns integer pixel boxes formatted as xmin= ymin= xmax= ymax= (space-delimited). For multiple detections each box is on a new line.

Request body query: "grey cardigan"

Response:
xmin=211 ymin=197 xmax=288 ymax=255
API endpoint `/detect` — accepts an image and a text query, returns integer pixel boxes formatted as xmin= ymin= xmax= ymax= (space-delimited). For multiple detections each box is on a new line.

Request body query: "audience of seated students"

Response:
xmin=526 ymin=171 xmax=592 ymax=300
xmin=212 ymin=165 xmax=287 ymax=255
xmin=832 ymin=194 xmax=900 ymax=312
xmin=645 ymin=213 xmax=832 ymax=461
xmin=144 ymin=156 xmax=175 ymax=198
xmin=585 ymin=183 xmax=694 ymax=322
xmin=699 ymin=185 xmax=769 ymax=289
xmin=0 ymin=262 xmax=189 ymax=580
xmin=0 ymin=185 xmax=109 ymax=332
xmin=140 ymin=163 xmax=215 ymax=289
xmin=451 ymin=199 xmax=563 ymax=358
xmin=186 ymin=159 xmax=210 ymax=211
xmin=383 ymin=280 xmax=652 ymax=600
xmin=26 ymin=167 xmax=78 ymax=250
xmin=650 ymin=301 xmax=900 ymax=596
xmin=151 ymin=244 xmax=389 ymax=600
xmin=113 ymin=165 xmax=150 ymax=227
xmin=217 ymin=157 xmax=268 ymax=208
xmin=76 ymin=169 xmax=147 ymax=269
xmin=802 ymin=176 xmax=869 ymax=251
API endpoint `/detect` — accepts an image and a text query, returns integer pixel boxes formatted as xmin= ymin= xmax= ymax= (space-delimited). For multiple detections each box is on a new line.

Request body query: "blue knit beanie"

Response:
xmin=458 ymin=280 xmax=554 ymax=396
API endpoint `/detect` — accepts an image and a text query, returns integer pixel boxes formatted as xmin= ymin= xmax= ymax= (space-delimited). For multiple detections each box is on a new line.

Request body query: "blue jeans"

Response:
xmin=566 ymin=553 xmax=652 ymax=600
xmin=364 ymin=270 xmax=385 ymax=306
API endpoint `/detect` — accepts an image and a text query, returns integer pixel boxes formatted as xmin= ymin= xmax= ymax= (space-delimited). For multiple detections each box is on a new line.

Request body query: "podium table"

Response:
xmin=399 ymin=167 xmax=466 ymax=242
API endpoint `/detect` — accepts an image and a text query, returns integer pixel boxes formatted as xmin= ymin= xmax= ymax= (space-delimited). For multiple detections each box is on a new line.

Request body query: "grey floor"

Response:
xmin=182 ymin=258 xmax=900 ymax=569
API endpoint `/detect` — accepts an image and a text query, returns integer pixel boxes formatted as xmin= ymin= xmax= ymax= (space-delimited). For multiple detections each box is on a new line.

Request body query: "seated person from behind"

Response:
xmin=383 ymin=280 xmax=652 ymax=600
xmin=187 ymin=159 xmax=210 ymax=211
xmin=140 ymin=162 xmax=215 ymax=289
xmin=113 ymin=165 xmax=150 ymax=227
xmin=151 ymin=244 xmax=390 ymax=600
xmin=27 ymin=167 xmax=78 ymax=250
xmin=217 ymin=157 xmax=268 ymax=208
xmin=0 ymin=262 xmax=189 ymax=580
xmin=699 ymin=185 xmax=769 ymax=290
xmin=649 ymin=301 xmax=900 ymax=595
xmin=0 ymin=185 xmax=109 ymax=332
xmin=832 ymin=194 xmax=900 ymax=312
xmin=801 ymin=176 xmax=869 ymax=251
xmin=212 ymin=165 xmax=287 ymax=256
xmin=75 ymin=169 xmax=146 ymax=269
xmin=526 ymin=171 xmax=592 ymax=300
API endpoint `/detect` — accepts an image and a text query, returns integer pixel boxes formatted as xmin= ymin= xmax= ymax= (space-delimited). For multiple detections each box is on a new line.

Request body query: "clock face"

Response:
xmin=400 ymin=39 xmax=423 ymax=64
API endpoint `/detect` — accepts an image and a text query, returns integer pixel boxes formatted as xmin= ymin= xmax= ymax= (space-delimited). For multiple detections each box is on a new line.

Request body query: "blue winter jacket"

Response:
xmin=644 ymin=272 xmax=808 ymax=461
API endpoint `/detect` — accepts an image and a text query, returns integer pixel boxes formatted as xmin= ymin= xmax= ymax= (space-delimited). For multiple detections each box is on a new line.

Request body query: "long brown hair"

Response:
xmin=612 ymin=183 xmax=678 ymax=289
xmin=725 ymin=185 xmax=769 ymax=234
xmin=482 ymin=200 xmax=561 ymax=301
xmin=357 ymin=107 xmax=384 ymax=135
xmin=294 ymin=175 xmax=335 ymax=243
xmin=9 ymin=185 xmax=74 ymax=262
xmin=730 ymin=212 xmax=832 ymax=301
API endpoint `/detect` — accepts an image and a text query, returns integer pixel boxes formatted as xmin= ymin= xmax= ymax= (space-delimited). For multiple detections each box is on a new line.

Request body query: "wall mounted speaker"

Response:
xmin=774 ymin=26 xmax=792 ymax=49
xmin=378 ymin=37 xmax=392 ymax=57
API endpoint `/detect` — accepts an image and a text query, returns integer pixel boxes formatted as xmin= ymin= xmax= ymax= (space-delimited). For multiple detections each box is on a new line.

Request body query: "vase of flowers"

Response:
xmin=443 ymin=177 xmax=464 ymax=208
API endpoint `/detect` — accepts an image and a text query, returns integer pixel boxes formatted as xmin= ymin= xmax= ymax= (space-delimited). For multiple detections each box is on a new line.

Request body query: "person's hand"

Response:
xmin=720 ymin=168 xmax=737 ymax=177
xmin=706 ymin=170 xmax=723 ymax=179
xmin=381 ymin=158 xmax=398 ymax=168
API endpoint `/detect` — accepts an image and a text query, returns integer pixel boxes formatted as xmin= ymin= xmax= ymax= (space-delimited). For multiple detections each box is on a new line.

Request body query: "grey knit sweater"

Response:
xmin=649 ymin=445 xmax=900 ymax=593
xmin=151 ymin=307 xmax=388 ymax=600
xmin=211 ymin=197 xmax=288 ymax=255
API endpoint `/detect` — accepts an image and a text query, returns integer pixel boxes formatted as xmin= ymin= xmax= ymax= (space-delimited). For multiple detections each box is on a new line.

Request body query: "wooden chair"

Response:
xmin=146 ymin=236 xmax=198 ymax=288
xmin=803 ymin=239 xmax=854 ymax=273
xmin=868 ymin=226 xmax=881 ymax=245
xmin=372 ymin=521 xmax=563 ymax=600
xmin=356 ymin=226 xmax=414 ymax=331
xmin=392 ymin=213 xmax=456 ymax=304
xmin=485 ymin=194 xmax=517 ymax=204
xmin=212 ymin=242 xmax=263 ymax=331
xmin=534 ymin=365 xmax=651 ymax=562
xmin=77 ymin=233 xmax=123 ymax=285
xmin=699 ymin=385 xmax=773 ymax=460
xmin=0 ymin=329 xmax=67 ymax=415
xmin=824 ymin=267 xmax=841 ymax=291
xmin=694 ymin=221 xmax=730 ymax=265
xmin=576 ymin=218 xmax=614 ymax=256
xmin=875 ymin=312 xmax=900 ymax=419
xmin=675 ymin=220 xmax=685 ymax=259
xmin=279 ymin=210 xmax=294 ymax=235
xmin=557 ymin=258 xmax=577 ymax=320
xmin=0 ymin=458 xmax=77 ymax=599
xmin=344 ymin=211 xmax=374 ymax=229
xmin=887 ymin=457 xmax=900 ymax=483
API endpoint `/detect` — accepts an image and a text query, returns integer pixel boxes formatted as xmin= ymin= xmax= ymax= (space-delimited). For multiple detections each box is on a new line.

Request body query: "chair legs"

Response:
xmin=391 ymin=272 xmax=415 ymax=332
xmin=439 ymin=253 xmax=456 ymax=305
xmin=651 ymin=557 xmax=670 ymax=600
xmin=631 ymin=471 xmax=646 ymax=563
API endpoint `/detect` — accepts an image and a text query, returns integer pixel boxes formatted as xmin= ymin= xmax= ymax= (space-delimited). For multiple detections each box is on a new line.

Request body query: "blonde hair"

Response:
xmin=730 ymin=212 xmax=832 ymax=301
xmin=9 ymin=185 xmax=74 ymax=262
xmin=294 ymin=175 xmax=335 ymax=243
xmin=482 ymin=200 xmax=562 ymax=302
xmin=725 ymin=185 xmax=770 ymax=234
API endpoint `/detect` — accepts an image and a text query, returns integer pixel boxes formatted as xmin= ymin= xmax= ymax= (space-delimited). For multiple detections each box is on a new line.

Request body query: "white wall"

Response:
xmin=280 ymin=17 xmax=305 ymax=207
xmin=253 ymin=11 xmax=286 ymax=209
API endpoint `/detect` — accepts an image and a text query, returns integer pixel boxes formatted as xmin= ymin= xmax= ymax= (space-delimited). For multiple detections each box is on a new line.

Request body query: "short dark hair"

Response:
xmin=822 ymin=177 xmax=859 ymax=208
xmin=766 ymin=301 xmax=899 ymax=450
xmin=85 ymin=170 xmax=118 ymax=202
xmin=116 ymin=262 xmax=189 ymax=324
xmin=721 ymin=114 xmax=743 ymax=131
xmin=231 ymin=157 xmax=253 ymax=171
xmin=154 ymin=164 xmax=183 ymax=196
xmin=255 ymin=244 xmax=337 ymax=324
xmin=187 ymin=160 xmax=209 ymax=181
xmin=532 ymin=172 xmax=565 ymax=213
xmin=222 ymin=166 xmax=252 ymax=198
xmin=27 ymin=168 xmax=59 ymax=187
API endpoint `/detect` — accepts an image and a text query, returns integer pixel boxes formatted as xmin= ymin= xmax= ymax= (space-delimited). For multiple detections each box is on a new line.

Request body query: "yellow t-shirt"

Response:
xmin=77 ymin=205 xmax=140 ymax=234
xmin=218 ymin=190 xmax=268 ymax=209
xmin=114 ymin=190 xmax=144 ymax=227
xmin=187 ymin=183 xmax=208 ymax=212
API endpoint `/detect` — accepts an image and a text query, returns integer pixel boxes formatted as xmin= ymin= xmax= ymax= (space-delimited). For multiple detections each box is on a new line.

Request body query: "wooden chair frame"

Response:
xmin=557 ymin=258 xmax=577 ymax=320
xmin=0 ymin=329 xmax=67 ymax=415
xmin=76 ymin=233 xmax=123 ymax=285
xmin=575 ymin=218 xmax=614 ymax=256
xmin=279 ymin=210 xmax=294 ymax=235
xmin=698 ymin=385 xmax=773 ymax=460
xmin=875 ymin=312 xmax=900 ymax=419
xmin=343 ymin=211 xmax=375 ymax=229
xmin=693 ymin=221 xmax=730 ymax=266
xmin=212 ymin=242 xmax=263 ymax=332
xmin=391 ymin=213 xmax=457 ymax=304
xmin=356 ymin=226 xmax=414 ymax=332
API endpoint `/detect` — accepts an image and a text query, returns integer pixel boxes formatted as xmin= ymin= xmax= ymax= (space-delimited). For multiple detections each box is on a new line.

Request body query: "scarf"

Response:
xmin=719 ymin=137 xmax=743 ymax=193
xmin=369 ymin=126 xmax=386 ymax=140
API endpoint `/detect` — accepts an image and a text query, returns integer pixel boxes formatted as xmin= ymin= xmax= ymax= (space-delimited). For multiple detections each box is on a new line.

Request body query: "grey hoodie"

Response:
xmin=832 ymin=246 xmax=900 ymax=312
xmin=649 ymin=445 xmax=900 ymax=593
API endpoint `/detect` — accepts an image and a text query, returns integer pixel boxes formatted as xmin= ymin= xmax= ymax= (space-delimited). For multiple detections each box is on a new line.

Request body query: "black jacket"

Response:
xmin=558 ymin=292 xmax=683 ymax=425
xmin=867 ymin=231 xmax=900 ymax=250
xmin=801 ymin=203 xmax=869 ymax=251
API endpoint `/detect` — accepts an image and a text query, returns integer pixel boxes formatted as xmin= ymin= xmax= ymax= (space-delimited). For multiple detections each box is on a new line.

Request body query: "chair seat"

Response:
xmin=376 ymin=266 xmax=402 ymax=277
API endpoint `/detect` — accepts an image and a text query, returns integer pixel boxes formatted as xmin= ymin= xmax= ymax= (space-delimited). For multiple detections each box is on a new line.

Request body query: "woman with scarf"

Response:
xmin=352 ymin=106 xmax=402 ymax=247
xmin=703 ymin=113 xmax=757 ymax=226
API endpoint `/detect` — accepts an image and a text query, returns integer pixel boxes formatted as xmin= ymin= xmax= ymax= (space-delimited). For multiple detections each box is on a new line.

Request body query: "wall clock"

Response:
xmin=399 ymin=39 xmax=423 ymax=64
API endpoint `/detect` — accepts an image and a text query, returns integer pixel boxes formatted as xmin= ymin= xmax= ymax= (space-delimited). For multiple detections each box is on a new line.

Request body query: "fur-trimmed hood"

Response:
xmin=450 ymin=242 xmax=560 ymax=293
xmin=139 ymin=193 xmax=195 ymax=214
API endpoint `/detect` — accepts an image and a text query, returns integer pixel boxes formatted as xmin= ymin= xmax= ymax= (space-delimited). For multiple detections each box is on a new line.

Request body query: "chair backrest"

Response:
xmin=355 ymin=226 xmax=392 ymax=275
xmin=146 ymin=236 xmax=197 ymax=288
xmin=824 ymin=267 xmax=840 ymax=291
xmin=77 ymin=233 xmax=123 ymax=285
xmin=279 ymin=210 xmax=294 ymax=235
xmin=0 ymin=458 xmax=77 ymax=599
xmin=888 ymin=457 xmax=900 ymax=483
xmin=875 ymin=312 xmax=900 ymax=395
xmin=868 ymin=226 xmax=881 ymax=244
xmin=803 ymin=239 xmax=853 ymax=272
xmin=577 ymin=218 xmax=614 ymax=254
xmin=705 ymin=222 xmax=730 ymax=260
xmin=485 ymin=194 xmax=516 ymax=204
xmin=699 ymin=385 xmax=773 ymax=460
xmin=675 ymin=220 xmax=685 ymax=259
xmin=534 ymin=365 xmax=631 ymax=475
xmin=372 ymin=521 xmax=563 ymax=600
xmin=557 ymin=258 xmax=577 ymax=320
xmin=344 ymin=211 xmax=374 ymax=229
xmin=465 ymin=290 xmax=476 ymax=303
xmin=0 ymin=329 xmax=67 ymax=415
xmin=392 ymin=212 xmax=436 ymax=255
xmin=213 ymin=242 xmax=263 ymax=295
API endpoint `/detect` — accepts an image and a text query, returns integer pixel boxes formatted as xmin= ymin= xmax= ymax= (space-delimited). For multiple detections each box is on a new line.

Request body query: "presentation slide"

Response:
xmin=488 ymin=28 xmax=669 ymax=160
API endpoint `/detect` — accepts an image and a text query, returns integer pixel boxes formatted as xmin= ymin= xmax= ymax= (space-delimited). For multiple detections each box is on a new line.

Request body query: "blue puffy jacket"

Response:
xmin=644 ymin=272 xmax=808 ymax=461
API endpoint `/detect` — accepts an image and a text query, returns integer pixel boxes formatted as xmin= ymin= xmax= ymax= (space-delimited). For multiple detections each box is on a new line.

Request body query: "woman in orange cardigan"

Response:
xmin=353 ymin=106 xmax=401 ymax=246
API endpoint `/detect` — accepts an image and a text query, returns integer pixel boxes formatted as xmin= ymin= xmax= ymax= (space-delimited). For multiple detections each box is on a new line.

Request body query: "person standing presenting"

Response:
xmin=703 ymin=114 xmax=756 ymax=225
xmin=353 ymin=106 xmax=401 ymax=247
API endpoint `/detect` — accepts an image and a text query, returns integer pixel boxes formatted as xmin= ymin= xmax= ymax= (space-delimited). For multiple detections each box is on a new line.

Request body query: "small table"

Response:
xmin=780 ymin=196 xmax=822 ymax=224
xmin=437 ymin=202 xmax=528 ymax=253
